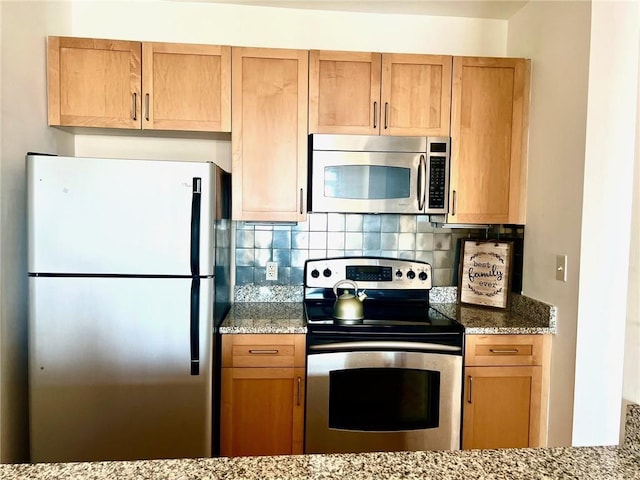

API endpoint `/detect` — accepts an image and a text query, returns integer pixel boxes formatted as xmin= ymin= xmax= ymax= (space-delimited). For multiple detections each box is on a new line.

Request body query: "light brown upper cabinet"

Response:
xmin=231 ymin=47 xmax=308 ymax=222
xmin=448 ymin=56 xmax=531 ymax=224
xmin=47 ymin=37 xmax=140 ymax=129
xmin=142 ymin=42 xmax=230 ymax=131
xmin=47 ymin=36 xmax=231 ymax=132
xmin=309 ymin=50 xmax=452 ymax=136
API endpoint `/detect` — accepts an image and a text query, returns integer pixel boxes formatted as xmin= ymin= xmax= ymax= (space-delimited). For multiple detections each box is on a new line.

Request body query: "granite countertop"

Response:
xmin=2 ymin=406 xmax=638 ymax=480
xmin=219 ymin=302 xmax=306 ymax=334
xmin=429 ymin=287 xmax=557 ymax=335
xmin=431 ymin=301 xmax=556 ymax=335
xmin=222 ymin=286 xmax=556 ymax=335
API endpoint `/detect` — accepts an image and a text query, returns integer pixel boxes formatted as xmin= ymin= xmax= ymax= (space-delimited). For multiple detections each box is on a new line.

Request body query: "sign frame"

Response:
xmin=458 ymin=239 xmax=513 ymax=309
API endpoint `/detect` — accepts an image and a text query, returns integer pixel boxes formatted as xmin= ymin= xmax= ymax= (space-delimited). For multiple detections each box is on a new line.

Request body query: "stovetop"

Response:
xmin=303 ymin=257 xmax=464 ymax=340
xmin=304 ymin=298 xmax=463 ymax=334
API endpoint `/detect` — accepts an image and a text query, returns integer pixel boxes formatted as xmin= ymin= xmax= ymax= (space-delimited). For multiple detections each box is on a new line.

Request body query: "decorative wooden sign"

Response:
xmin=458 ymin=240 xmax=513 ymax=309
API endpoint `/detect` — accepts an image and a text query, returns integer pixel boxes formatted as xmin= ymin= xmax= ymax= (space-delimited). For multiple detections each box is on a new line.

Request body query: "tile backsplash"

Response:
xmin=234 ymin=213 xmax=523 ymax=288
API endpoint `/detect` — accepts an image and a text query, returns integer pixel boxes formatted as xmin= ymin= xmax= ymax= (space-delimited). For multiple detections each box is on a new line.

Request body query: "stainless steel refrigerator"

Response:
xmin=27 ymin=154 xmax=231 ymax=463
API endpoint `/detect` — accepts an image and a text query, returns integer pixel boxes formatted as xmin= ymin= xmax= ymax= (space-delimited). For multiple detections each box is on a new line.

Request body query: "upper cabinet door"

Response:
xmin=232 ymin=47 xmax=309 ymax=222
xmin=47 ymin=36 xmax=141 ymax=129
xmin=142 ymin=43 xmax=231 ymax=132
xmin=309 ymin=50 xmax=381 ymax=135
xmin=380 ymin=54 xmax=452 ymax=137
xmin=47 ymin=37 xmax=231 ymax=133
xmin=449 ymin=56 xmax=530 ymax=225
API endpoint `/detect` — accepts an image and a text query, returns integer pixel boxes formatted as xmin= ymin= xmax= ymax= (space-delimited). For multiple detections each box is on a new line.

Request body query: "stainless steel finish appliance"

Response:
xmin=309 ymin=134 xmax=450 ymax=214
xmin=27 ymin=154 xmax=231 ymax=463
xmin=304 ymin=257 xmax=464 ymax=454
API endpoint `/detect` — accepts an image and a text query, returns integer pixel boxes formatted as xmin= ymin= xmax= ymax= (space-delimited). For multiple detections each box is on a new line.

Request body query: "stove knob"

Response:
xmin=395 ymin=270 xmax=403 ymax=278
xmin=419 ymin=271 xmax=428 ymax=281
xmin=323 ymin=268 xmax=332 ymax=278
xmin=407 ymin=270 xmax=416 ymax=280
xmin=310 ymin=269 xmax=320 ymax=278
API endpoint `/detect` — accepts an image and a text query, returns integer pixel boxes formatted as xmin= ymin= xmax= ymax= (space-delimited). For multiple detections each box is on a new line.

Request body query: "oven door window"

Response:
xmin=328 ymin=368 xmax=440 ymax=431
xmin=324 ymin=165 xmax=411 ymax=200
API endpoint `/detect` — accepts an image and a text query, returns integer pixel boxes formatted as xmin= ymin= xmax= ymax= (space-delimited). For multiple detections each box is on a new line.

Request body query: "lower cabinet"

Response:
xmin=220 ymin=334 xmax=306 ymax=457
xmin=463 ymin=334 xmax=552 ymax=449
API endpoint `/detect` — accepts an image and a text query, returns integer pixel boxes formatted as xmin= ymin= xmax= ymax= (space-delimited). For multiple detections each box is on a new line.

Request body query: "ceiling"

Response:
xmin=181 ymin=1 xmax=530 ymax=19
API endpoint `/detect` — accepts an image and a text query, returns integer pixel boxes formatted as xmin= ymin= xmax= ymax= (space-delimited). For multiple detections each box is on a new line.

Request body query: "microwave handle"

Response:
xmin=417 ymin=154 xmax=426 ymax=211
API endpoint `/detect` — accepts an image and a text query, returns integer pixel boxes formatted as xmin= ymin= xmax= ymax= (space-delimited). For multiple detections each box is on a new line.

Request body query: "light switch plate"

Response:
xmin=556 ymin=254 xmax=567 ymax=282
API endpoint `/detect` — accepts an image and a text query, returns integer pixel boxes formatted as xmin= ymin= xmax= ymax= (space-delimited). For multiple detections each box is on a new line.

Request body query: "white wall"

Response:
xmin=509 ymin=0 xmax=640 ymax=447
xmin=622 ymin=60 xmax=640 ymax=432
xmin=69 ymin=1 xmax=508 ymax=54
xmin=507 ymin=0 xmax=592 ymax=447
xmin=0 ymin=1 xmax=4 ymax=459
xmin=0 ymin=0 xmax=74 ymax=463
xmin=573 ymin=0 xmax=638 ymax=446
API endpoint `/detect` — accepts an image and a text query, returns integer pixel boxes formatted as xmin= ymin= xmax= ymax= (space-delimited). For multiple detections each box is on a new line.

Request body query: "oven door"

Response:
xmin=310 ymin=151 xmax=425 ymax=214
xmin=305 ymin=344 xmax=462 ymax=454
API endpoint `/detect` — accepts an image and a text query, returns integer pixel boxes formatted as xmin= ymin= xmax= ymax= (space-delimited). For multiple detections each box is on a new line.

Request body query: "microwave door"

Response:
xmin=311 ymin=151 xmax=424 ymax=214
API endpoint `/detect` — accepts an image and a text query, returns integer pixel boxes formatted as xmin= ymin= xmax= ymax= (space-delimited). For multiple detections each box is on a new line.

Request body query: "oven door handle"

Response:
xmin=308 ymin=341 xmax=461 ymax=353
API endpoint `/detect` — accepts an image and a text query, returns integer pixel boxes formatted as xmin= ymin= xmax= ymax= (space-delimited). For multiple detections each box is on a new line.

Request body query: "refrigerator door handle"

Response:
xmin=190 ymin=277 xmax=200 ymax=376
xmin=190 ymin=178 xmax=202 ymax=277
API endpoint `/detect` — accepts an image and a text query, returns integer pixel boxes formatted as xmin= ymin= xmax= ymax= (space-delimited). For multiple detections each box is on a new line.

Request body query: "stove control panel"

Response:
xmin=304 ymin=257 xmax=432 ymax=290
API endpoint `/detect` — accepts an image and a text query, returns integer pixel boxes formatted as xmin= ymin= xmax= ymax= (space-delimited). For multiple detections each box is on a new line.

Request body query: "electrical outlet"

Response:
xmin=266 ymin=262 xmax=278 ymax=281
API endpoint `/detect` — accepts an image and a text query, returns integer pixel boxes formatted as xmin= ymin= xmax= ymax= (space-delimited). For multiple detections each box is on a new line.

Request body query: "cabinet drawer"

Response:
xmin=465 ymin=335 xmax=550 ymax=367
xmin=222 ymin=334 xmax=306 ymax=368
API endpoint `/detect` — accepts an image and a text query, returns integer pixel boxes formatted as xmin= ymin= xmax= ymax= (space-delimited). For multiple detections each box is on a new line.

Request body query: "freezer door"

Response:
xmin=27 ymin=155 xmax=215 ymax=276
xmin=28 ymin=276 xmax=214 ymax=463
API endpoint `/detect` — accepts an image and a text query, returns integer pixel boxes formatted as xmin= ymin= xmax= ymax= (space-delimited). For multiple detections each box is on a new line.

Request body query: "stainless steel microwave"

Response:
xmin=308 ymin=134 xmax=450 ymax=215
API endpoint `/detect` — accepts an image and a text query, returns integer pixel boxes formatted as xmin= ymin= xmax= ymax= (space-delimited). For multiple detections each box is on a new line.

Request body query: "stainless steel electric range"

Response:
xmin=303 ymin=256 xmax=465 ymax=454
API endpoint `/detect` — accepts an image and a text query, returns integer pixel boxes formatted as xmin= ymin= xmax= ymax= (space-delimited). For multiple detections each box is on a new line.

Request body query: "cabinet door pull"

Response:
xmin=296 ymin=376 xmax=302 ymax=406
xmin=373 ymin=101 xmax=378 ymax=129
xmin=248 ymin=349 xmax=279 ymax=355
xmin=451 ymin=190 xmax=457 ymax=216
xmin=131 ymin=93 xmax=137 ymax=121
xmin=489 ymin=348 xmax=519 ymax=354
xmin=299 ymin=188 xmax=304 ymax=214
xmin=467 ymin=375 xmax=473 ymax=403
xmin=384 ymin=102 xmax=389 ymax=129
xmin=144 ymin=93 xmax=150 ymax=122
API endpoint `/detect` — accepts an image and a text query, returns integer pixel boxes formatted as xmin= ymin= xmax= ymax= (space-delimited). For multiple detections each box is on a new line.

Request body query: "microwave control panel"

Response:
xmin=425 ymin=139 xmax=450 ymax=213
xmin=428 ymin=156 xmax=447 ymax=209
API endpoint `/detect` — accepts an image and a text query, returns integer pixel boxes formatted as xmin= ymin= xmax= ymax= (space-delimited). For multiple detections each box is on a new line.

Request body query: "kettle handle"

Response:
xmin=333 ymin=279 xmax=359 ymax=296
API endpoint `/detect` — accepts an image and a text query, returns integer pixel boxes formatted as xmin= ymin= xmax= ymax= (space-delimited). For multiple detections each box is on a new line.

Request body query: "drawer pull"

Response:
xmin=248 ymin=349 xmax=279 ymax=355
xmin=489 ymin=348 xmax=519 ymax=354
xmin=297 ymin=376 xmax=301 ymax=406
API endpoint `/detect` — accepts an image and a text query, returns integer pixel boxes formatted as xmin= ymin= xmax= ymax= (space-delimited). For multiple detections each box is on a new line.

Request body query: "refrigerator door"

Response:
xmin=28 ymin=276 xmax=214 ymax=462
xmin=27 ymin=155 xmax=215 ymax=276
